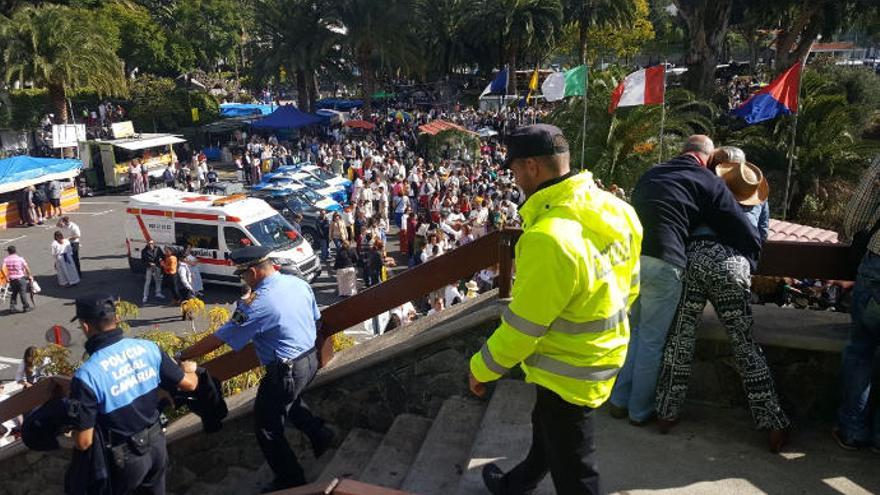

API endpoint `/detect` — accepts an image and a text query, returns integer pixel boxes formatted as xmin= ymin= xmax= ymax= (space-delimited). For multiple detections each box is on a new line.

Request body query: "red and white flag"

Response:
xmin=608 ymin=65 xmax=666 ymax=113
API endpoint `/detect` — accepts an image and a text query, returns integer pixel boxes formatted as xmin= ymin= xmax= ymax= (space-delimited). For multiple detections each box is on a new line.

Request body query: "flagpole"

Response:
xmin=658 ymin=61 xmax=667 ymax=163
xmin=782 ymin=47 xmax=813 ymax=220
xmin=580 ymin=66 xmax=588 ymax=171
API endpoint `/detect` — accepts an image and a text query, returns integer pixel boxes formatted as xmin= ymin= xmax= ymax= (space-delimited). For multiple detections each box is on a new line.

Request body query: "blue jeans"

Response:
xmin=837 ymin=252 xmax=880 ymax=447
xmin=610 ymin=255 xmax=684 ymax=422
xmin=318 ymin=239 xmax=329 ymax=261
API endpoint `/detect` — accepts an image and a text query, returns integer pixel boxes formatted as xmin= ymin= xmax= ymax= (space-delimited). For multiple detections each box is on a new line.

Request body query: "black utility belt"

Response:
xmin=108 ymin=422 xmax=162 ymax=467
xmin=269 ymin=347 xmax=316 ymax=368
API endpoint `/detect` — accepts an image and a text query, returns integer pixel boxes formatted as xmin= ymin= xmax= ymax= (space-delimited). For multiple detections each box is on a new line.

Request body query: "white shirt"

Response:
xmin=60 ymin=222 xmax=81 ymax=242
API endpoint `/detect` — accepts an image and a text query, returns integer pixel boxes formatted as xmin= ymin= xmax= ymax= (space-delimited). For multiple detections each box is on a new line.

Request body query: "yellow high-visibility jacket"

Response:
xmin=470 ymin=171 xmax=642 ymax=407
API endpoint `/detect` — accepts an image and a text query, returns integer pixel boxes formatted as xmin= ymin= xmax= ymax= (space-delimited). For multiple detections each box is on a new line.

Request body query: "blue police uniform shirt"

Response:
xmin=215 ymin=272 xmax=321 ymax=365
xmin=69 ymin=329 xmax=184 ymax=437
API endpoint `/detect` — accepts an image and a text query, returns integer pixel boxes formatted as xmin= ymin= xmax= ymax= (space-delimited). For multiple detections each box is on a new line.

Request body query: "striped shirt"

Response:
xmin=843 ymin=157 xmax=880 ymax=255
xmin=2 ymin=254 xmax=28 ymax=280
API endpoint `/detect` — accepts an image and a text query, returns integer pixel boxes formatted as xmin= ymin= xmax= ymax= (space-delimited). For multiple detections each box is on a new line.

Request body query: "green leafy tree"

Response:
xmin=338 ymin=0 xmax=419 ymax=111
xmin=171 ymin=0 xmax=244 ymax=72
xmin=724 ymin=66 xmax=880 ymax=222
xmin=415 ymin=0 xmax=475 ymax=77
xmin=251 ymin=0 xmax=343 ymax=112
xmin=583 ymin=0 xmax=655 ymax=63
xmin=0 ymin=4 xmax=126 ymax=123
xmin=562 ymin=0 xmax=640 ymax=64
xmin=465 ymin=0 xmax=563 ymax=94
xmin=99 ymin=2 xmax=172 ymax=76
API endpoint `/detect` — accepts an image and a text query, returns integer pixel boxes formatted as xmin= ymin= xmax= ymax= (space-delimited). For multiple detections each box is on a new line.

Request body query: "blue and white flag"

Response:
xmin=480 ymin=67 xmax=509 ymax=98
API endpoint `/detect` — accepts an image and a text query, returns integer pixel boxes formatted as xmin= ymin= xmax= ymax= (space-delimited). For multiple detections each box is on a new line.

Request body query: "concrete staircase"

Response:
xmin=180 ymin=379 xmax=543 ymax=495
xmin=316 ymin=379 xmax=549 ymax=495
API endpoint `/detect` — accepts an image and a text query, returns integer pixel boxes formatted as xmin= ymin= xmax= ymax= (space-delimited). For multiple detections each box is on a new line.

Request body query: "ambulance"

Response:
xmin=125 ymin=189 xmax=322 ymax=285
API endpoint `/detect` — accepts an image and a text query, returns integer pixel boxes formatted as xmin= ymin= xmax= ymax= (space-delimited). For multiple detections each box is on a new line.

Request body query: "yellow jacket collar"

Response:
xmin=519 ymin=171 xmax=597 ymax=227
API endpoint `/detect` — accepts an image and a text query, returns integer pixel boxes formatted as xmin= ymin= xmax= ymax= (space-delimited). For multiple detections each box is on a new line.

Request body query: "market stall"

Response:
xmin=0 ymin=156 xmax=82 ymax=229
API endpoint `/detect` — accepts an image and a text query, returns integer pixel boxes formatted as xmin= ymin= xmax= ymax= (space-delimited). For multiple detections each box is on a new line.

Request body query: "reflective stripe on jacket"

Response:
xmin=470 ymin=171 xmax=642 ymax=407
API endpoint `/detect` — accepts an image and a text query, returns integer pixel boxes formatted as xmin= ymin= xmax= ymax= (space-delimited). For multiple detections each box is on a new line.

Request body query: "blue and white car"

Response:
xmin=260 ymin=171 xmax=348 ymax=204
xmin=254 ymin=183 xmax=344 ymax=213
xmin=299 ymin=164 xmax=352 ymax=191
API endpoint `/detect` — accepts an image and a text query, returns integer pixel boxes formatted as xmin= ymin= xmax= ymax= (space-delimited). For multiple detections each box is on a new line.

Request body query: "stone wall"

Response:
xmin=0 ymin=296 xmax=861 ymax=493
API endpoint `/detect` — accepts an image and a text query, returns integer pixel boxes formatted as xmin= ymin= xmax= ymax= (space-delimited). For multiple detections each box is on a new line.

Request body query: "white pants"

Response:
xmin=143 ymin=266 xmax=163 ymax=300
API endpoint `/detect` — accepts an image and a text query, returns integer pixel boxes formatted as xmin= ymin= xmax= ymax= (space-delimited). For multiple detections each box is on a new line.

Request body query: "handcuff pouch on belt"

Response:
xmin=109 ymin=422 xmax=160 ymax=468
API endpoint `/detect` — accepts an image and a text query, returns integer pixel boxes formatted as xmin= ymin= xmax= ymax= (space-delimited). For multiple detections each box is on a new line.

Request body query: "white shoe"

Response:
xmin=142 ymin=297 xmax=148 ymax=304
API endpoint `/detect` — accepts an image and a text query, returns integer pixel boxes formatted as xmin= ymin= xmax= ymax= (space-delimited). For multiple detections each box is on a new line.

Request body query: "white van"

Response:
xmin=125 ymin=189 xmax=321 ymax=285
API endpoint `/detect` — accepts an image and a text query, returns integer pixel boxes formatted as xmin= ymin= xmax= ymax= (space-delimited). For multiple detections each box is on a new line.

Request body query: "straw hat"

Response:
xmin=715 ymin=161 xmax=769 ymax=206
xmin=465 ymin=280 xmax=479 ymax=292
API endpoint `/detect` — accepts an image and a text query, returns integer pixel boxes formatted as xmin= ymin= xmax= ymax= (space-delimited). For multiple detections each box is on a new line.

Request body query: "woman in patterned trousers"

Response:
xmin=655 ymin=157 xmax=790 ymax=452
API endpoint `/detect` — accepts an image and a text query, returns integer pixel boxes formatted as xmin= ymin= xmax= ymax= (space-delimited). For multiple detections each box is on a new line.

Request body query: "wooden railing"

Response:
xmin=0 ymin=229 xmax=856 ymax=426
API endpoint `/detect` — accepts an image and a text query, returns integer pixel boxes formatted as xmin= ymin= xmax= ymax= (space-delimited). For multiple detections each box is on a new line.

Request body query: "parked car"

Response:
xmin=259 ymin=170 xmax=348 ymax=204
xmin=250 ymin=184 xmax=342 ymax=248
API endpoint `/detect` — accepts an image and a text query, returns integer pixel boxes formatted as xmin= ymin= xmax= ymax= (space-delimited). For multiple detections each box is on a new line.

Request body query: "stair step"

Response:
xmin=359 ymin=414 xmax=433 ymax=489
xmin=456 ymin=380 xmax=552 ymax=495
xmin=400 ymin=396 xmax=487 ymax=495
xmin=317 ymin=428 xmax=384 ymax=482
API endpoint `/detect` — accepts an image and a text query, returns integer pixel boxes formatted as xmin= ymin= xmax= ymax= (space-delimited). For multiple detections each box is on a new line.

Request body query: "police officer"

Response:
xmin=468 ymin=125 xmax=642 ymax=494
xmin=178 ymin=246 xmax=333 ymax=492
xmin=68 ymin=295 xmax=199 ymax=495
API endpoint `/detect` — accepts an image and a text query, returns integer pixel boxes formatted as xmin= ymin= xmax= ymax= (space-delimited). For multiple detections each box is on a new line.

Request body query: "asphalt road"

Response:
xmin=0 ymin=194 xmax=357 ymax=382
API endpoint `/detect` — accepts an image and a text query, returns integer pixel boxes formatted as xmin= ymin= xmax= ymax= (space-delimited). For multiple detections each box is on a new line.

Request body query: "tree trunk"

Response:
xmin=48 ymin=82 xmax=68 ymax=124
xmin=674 ymin=0 xmax=734 ymax=97
xmin=295 ymin=69 xmax=309 ymax=111
xmin=308 ymin=70 xmax=319 ymax=112
xmin=578 ymin=18 xmax=588 ymax=66
xmin=773 ymin=5 xmax=822 ymax=73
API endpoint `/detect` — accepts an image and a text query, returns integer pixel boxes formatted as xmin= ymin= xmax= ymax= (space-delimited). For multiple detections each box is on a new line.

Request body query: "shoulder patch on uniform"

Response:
xmin=231 ymin=309 xmax=248 ymax=325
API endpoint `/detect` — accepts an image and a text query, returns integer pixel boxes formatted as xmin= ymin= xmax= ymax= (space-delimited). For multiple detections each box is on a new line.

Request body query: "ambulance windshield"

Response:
xmin=245 ymin=214 xmax=302 ymax=251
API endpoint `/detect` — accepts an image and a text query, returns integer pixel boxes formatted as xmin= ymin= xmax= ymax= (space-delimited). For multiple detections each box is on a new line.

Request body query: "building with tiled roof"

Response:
xmin=767 ymin=219 xmax=839 ymax=244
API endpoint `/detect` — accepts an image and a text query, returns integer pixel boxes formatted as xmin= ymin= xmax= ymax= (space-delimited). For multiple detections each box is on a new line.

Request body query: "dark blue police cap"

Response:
xmin=231 ymin=245 xmax=273 ymax=275
xmin=70 ymin=295 xmax=116 ymax=322
xmin=503 ymin=124 xmax=569 ymax=169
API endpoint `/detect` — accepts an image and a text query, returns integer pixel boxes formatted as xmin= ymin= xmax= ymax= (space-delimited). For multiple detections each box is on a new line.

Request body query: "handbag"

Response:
xmin=29 ymin=279 xmax=41 ymax=294
xmin=850 ymin=215 xmax=880 ymax=272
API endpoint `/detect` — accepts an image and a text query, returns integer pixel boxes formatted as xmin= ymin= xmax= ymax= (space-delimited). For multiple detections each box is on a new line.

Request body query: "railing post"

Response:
xmin=498 ymin=231 xmax=514 ymax=299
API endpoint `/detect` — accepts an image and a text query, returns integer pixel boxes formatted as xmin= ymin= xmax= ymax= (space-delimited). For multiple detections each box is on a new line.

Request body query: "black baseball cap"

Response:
xmin=231 ymin=245 xmax=273 ymax=275
xmin=503 ymin=124 xmax=569 ymax=169
xmin=70 ymin=295 xmax=116 ymax=322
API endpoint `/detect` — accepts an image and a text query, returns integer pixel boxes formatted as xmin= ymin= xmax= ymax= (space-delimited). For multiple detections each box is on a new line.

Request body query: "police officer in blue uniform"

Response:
xmin=68 ymin=295 xmax=199 ymax=495
xmin=178 ymin=246 xmax=333 ymax=492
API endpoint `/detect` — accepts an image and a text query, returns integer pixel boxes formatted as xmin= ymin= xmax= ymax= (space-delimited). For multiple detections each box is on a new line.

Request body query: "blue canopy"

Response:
xmin=0 ymin=156 xmax=82 ymax=194
xmin=219 ymin=103 xmax=276 ymax=118
xmin=251 ymin=105 xmax=329 ymax=130
xmin=315 ymin=98 xmax=364 ymax=110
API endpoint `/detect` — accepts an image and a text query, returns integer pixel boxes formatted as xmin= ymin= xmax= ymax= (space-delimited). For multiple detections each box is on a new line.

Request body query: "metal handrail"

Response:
xmin=0 ymin=231 xmax=856 ymax=425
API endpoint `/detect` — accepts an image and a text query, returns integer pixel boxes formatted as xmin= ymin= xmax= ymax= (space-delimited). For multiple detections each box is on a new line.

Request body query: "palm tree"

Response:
xmin=251 ymin=0 xmax=343 ymax=112
xmin=563 ymin=0 xmax=640 ymax=65
xmin=338 ymin=0 xmax=418 ymax=111
xmin=0 ymin=4 xmax=125 ymax=124
xmin=466 ymin=0 xmax=563 ymax=93
xmin=415 ymin=0 xmax=474 ymax=78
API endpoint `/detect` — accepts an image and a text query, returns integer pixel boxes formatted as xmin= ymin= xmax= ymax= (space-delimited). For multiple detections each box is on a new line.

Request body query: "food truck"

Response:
xmin=78 ymin=121 xmax=186 ymax=189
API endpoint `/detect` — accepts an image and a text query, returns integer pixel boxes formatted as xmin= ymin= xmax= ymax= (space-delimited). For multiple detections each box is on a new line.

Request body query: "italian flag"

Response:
xmin=541 ymin=65 xmax=587 ymax=102
xmin=608 ymin=65 xmax=666 ymax=113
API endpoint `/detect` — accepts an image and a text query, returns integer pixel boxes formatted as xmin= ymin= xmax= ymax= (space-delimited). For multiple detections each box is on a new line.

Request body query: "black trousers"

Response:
xmin=8 ymin=278 xmax=32 ymax=310
xmin=110 ymin=425 xmax=167 ymax=495
xmin=502 ymin=386 xmax=600 ymax=495
xmin=71 ymin=241 xmax=81 ymax=276
xmin=254 ymin=350 xmax=324 ymax=485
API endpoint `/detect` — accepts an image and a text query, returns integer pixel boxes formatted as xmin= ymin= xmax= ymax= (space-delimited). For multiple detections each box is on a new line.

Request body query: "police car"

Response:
xmin=126 ymin=189 xmax=322 ymax=284
xmin=298 ymin=164 xmax=352 ymax=191
xmin=259 ymin=171 xmax=348 ymax=204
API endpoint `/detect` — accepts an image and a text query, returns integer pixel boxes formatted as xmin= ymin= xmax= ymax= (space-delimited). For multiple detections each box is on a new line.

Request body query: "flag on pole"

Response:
xmin=526 ymin=68 xmax=540 ymax=104
xmin=541 ymin=65 xmax=587 ymax=102
xmin=608 ymin=65 xmax=666 ymax=113
xmin=480 ymin=67 xmax=510 ymax=98
xmin=732 ymin=62 xmax=802 ymax=125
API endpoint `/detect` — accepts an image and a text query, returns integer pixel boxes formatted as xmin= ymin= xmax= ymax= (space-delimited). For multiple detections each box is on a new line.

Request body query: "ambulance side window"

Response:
xmin=224 ymin=227 xmax=251 ymax=250
xmin=175 ymin=222 xmax=219 ymax=250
